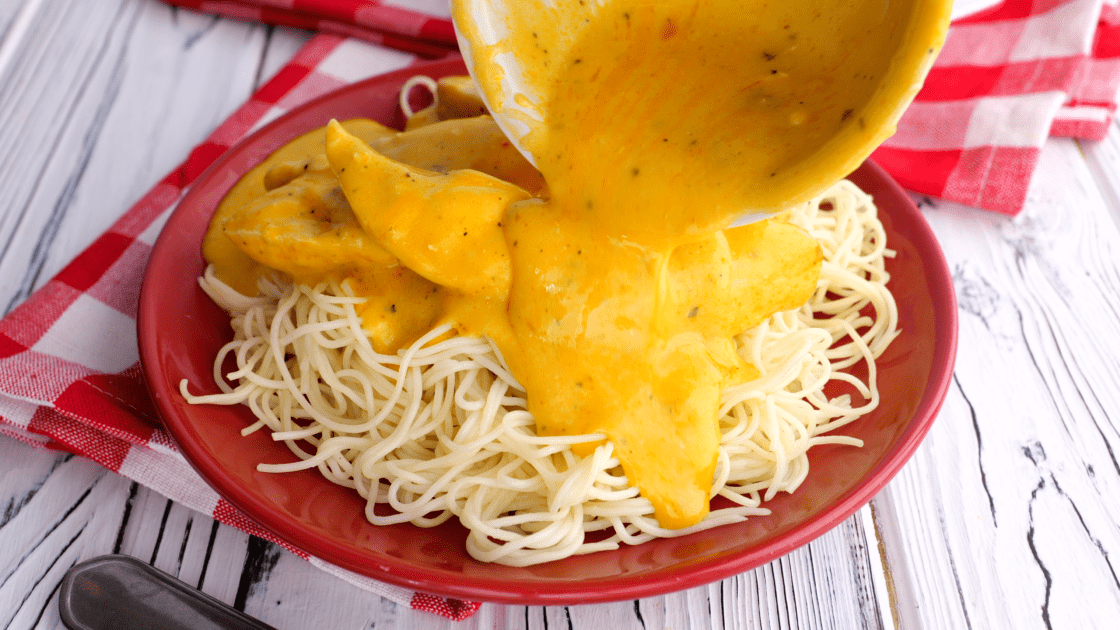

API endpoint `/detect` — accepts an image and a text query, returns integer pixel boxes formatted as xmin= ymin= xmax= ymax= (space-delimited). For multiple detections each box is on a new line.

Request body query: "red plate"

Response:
xmin=138 ymin=57 xmax=957 ymax=605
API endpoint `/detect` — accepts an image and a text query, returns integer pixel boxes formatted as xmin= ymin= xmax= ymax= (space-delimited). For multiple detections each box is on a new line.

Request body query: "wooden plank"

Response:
xmin=0 ymin=0 xmax=46 ymax=81
xmin=224 ymin=509 xmax=885 ymax=629
xmin=872 ymin=136 xmax=1120 ymax=629
xmin=0 ymin=0 xmax=271 ymax=312
xmin=1080 ymin=120 xmax=1120 ymax=233
xmin=0 ymin=440 xmax=132 ymax=628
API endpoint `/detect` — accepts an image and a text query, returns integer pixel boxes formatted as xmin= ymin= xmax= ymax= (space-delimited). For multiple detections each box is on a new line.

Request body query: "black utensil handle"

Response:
xmin=58 ymin=554 xmax=277 ymax=630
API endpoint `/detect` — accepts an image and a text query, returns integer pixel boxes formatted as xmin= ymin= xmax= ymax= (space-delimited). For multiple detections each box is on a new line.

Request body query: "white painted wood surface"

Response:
xmin=0 ymin=0 xmax=1117 ymax=628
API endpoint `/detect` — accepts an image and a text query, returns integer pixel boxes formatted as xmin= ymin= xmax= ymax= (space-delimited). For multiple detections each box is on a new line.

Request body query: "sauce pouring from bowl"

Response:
xmin=444 ymin=0 xmax=951 ymax=528
xmin=452 ymin=0 xmax=953 ymax=234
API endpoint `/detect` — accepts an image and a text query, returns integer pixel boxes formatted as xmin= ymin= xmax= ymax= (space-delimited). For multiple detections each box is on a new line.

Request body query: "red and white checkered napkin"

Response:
xmin=873 ymin=0 xmax=1120 ymax=214
xmin=161 ymin=0 xmax=458 ymax=57
xmin=0 ymin=36 xmax=478 ymax=621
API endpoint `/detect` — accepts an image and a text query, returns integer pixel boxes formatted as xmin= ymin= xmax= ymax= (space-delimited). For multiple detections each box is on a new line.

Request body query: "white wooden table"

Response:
xmin=2 ymin=1 xmax=1119 ymax=628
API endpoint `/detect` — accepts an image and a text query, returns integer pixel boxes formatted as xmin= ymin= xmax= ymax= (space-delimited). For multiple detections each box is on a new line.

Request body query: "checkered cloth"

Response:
xmin=873 ymin=0 xmax=1120 ymax=213
xmin=162 ymin=0 xmax=458 ymax=56
xmin=0 ymin=35 xmax=478 ymax=621
xmin=0 ymin=0 xmax=1118 ymax=620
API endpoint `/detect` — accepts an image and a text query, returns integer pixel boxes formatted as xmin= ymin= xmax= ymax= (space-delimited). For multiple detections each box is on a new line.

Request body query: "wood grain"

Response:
xmin=2 ymin=1 xmax=254 ymax=308
xmin=873 ymin=137 xmax=1120 ymax=629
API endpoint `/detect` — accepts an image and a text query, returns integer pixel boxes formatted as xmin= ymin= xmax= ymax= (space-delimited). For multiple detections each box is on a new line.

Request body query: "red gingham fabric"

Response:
xmin=162 ymin=0 xmax=458 ymax=57
xmin=0 ymin=34 xmax=478 ymax=621
xmin=872 ymin=0 xmax=1120 ymax=214
xmin=0 ymin=0 xmax=1118 ymax=620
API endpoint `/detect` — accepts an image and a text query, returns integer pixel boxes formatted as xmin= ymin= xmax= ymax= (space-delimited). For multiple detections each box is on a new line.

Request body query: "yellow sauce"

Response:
xmin=463 ymin=0 xmax=950 ymax=227
xmin=205 ymin=0 xmax=950 ymax=530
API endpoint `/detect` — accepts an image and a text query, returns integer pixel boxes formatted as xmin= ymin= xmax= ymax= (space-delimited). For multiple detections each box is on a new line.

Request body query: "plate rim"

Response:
xmin=138 ymin=58 xmax=959 ymax=605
